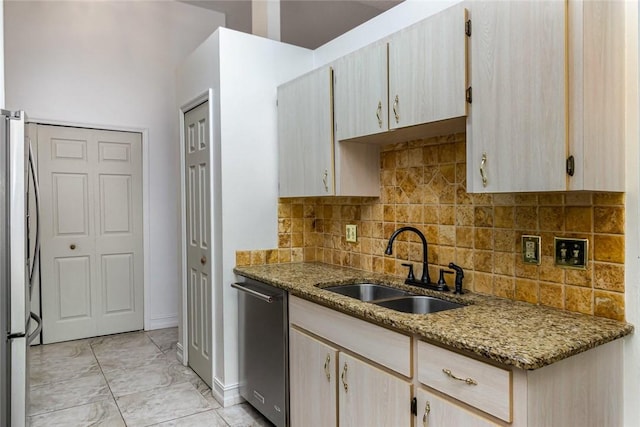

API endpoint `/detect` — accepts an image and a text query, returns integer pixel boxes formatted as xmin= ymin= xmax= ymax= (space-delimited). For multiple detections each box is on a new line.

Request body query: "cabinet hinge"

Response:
xmin=466 ymin=86 xmax=472 ymax=104
xmin=566 ymin=155 xmax=575 ymax=176
xmin=411 ymin=397 xmax=417 ymax=416
xmin=465 ymin=19 xmax=472 ymax=37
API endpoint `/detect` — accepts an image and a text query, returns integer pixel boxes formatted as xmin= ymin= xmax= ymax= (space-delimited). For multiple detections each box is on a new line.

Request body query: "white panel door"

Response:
xmin=184 ymin=102 xmax=212 ymax=387
xmin=94 ymin=129 xmax=143 ymax=336
xmin=38 ymin=125 xmax=143 ymax=343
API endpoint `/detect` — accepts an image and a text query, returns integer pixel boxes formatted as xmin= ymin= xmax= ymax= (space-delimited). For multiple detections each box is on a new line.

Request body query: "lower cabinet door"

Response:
xmin=416 ymin=388 xmax=499 ymax=427
xmin=289 ymin=328 xmax=338 ymax=427
xmin=338 ymin=352 xmax=412 ymax=427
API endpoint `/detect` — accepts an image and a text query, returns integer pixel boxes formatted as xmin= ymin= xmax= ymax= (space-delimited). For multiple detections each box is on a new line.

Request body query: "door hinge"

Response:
xmin=566 ymin=155 xmax=575 ymax=176
xmin=466 ymin=86 xmax=472 ymax=104
xmin=411 ymin=397 xmax=417 ymax=416
xmin=465 ymin=19 xmax=472 ymax=37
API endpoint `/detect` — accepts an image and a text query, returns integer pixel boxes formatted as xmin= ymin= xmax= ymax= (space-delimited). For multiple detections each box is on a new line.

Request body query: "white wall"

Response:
xmin=4 ymin=1 xmax=226 ymax=330
xmin=176 ymin=28 xmax=313 ymax=405
xmin=624 ymin=1 xmax=640 ymax=424
xmin=313 ymin=0 xmax=460 ymax=66
xmin=0 ymin=0 xmax=4 ymax=108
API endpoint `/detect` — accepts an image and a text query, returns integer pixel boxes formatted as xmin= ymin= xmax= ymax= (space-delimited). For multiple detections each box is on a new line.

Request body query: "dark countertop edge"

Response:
xmin=234 ymin=264 xmax=634 ymax=370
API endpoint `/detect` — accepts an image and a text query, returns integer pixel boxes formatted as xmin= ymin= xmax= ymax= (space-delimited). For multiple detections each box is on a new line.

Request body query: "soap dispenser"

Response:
xmin=448 ymin=263 xmax=465 ymax=294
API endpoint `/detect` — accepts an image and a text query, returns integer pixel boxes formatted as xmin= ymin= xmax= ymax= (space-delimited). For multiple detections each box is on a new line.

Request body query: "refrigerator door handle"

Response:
xmin=28 ymin=140 xmax=40 ymax=289
xmin=28 ymin=312 xmax=42 ymax=345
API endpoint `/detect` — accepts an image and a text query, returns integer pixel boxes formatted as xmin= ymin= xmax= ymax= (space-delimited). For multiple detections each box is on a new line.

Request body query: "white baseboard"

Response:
xmin=213 ymin=377 xmax=244 ymax=407
xmin=176 ymin=342 xmax=185 ymax=364
xmin=145 ymin=314 xmax=178 ymax=331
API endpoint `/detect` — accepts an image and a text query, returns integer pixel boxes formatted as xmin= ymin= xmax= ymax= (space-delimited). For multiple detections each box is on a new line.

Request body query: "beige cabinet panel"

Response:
xmin=467 ymin=0 xmax=566 ymax=193
xmin=289 ymin=328 xmax=338 ymax=427
xmin=416 ymin=388 xmax=499 ymax=427
xmin=338 ymin=352 xmax=412 ymax=427
xmin=388 ymin=3 xmax=468 ymax=130
xmin=278 ymin=68 xmax=380 ymax=197
xmin=278 ymin=67 xmax=334 ymax=197
xmin=333 ymin=41 xmax=388 ymax=141
xmin=467 ymin=0 xmax=624 ymax=193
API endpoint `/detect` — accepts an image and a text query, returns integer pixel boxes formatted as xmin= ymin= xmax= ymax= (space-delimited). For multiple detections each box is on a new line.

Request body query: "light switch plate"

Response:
xmin=345 ymin=224 xmax=357 ymax=243
xmin=522 ymin=235 xmax=541 ymax=265
xmin=554 ymin=237 xmax=588 ymax=269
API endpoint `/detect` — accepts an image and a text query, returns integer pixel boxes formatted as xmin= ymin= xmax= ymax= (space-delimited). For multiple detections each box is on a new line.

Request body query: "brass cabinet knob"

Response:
xmin=201 ymin=256 xmax=207 ymax=265
xmin=70 ymin=244 xmax=76 ymax=250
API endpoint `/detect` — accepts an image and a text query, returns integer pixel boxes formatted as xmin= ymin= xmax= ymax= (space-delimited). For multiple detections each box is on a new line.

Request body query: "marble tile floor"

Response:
xmin=28 ymin=328 xmax=272 ymax=427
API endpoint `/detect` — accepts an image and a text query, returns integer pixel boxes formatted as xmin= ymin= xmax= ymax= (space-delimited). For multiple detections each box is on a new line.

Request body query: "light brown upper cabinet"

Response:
xmin=333 ymin=40 xmax=389 ymax=141
xmin=278 ymin=67 xmax=380 ymax=198
xmin=388 ymin=3 xmax=468 ymax=130
xmin=466 ymin=0 xmax=625 ymax=193
xmin=333 ymin=3 xmax=469 ymax=142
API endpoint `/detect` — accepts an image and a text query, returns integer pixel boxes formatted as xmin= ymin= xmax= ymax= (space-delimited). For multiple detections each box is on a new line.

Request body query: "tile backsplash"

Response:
xmin=237 ymin=133 xmax=625 ymax=321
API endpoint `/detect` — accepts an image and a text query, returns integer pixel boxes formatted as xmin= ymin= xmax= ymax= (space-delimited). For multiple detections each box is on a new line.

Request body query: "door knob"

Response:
xmin=70 ymin=244 xmax=76 ymax=250
xmin=201 ymin=256 xmax=207 ymax=265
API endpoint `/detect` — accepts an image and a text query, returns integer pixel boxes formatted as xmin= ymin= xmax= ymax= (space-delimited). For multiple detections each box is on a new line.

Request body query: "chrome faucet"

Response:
xmin=385 ymin=226 xmax=448 ymax=291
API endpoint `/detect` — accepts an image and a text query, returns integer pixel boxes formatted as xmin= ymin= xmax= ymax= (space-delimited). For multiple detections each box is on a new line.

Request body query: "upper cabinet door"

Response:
xmin=466 ymin=1 xmax=567 ymax=193
xmin=333 ymin=41 xmax=388 ymax=142
xmin=388 ymin=3 xmax=468 ymax=130
xmin=278 ymin=67 xmax=334 ymax=197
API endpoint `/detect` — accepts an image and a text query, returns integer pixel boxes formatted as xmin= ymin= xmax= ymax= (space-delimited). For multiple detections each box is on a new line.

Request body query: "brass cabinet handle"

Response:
xmin=201 ymin=256 xmax=207 ymax=265
xmin=376 ymin=101 xmax=383 ymax=128
xmin=70 ymin=244 xmax=76 ymax=250
xmin=341 ymin=362 xmax=348 ymax=392
xmin=422 ymin=401 xmax=431 ymax=427
xmin=324 ymin=354 xmax=331 ymax=381
xmin=442 ymin=368 xmax=478 ymax=386
xmin=322 ymin=170 xmax=329 ymax=193
xmin=480 ymin=153 xmax=488 ymax=187
xmin=392 ymin=95 xmax=400 ymax=123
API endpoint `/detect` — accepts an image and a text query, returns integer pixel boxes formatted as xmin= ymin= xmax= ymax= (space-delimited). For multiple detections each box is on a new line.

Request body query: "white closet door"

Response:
xmin=184 ymin=102 xmax=213 ymax=387
xmin=38 ymin=125 xmax=143 ymax=343
xmin=93 ymin=129 xmax=143 ymax=336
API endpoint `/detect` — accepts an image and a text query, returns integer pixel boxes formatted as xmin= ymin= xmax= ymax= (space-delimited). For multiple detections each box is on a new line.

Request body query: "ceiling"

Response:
xmin=182 ymin=0 xmax=403 ymax=49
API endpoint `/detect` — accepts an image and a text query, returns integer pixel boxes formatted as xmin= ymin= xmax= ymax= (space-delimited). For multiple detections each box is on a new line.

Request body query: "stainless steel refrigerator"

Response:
xmin=1 ymin=109 xmax=41 ymax=427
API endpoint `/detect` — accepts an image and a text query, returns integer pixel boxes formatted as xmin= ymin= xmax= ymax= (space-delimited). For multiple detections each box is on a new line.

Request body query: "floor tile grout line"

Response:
xmin=30 ymin=329 xmax=267 ymax=427
xmin=89 ymin=337 xmax=128 ymax=426
xmin=27 ymin=397 xmax=117 ymax=420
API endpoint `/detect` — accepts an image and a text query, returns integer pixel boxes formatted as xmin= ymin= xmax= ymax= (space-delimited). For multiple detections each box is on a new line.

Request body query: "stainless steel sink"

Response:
xmin=374 ymin=296 xmax=464 ymax=314
xmin=323 ymin=283 xmax=412 ymax=302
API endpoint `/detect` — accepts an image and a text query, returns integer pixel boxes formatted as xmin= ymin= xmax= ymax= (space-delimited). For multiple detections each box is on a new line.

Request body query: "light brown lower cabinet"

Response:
xmin=416 ymin=388 xmax=499 ymax=427
xmin=337 ymin=352 xmax=411 ymax=426
xmin=288 ymin=327 xmax=411 ymax=427
xmin=289 ymin=328 xmax=338 ymax=426
xmin=288 ymin=295 xmax=624 ymax=427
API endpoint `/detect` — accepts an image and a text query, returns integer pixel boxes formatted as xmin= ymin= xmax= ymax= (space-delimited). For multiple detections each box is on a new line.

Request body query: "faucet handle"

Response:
xmin=401 ymin=263 xmax=415 ymax=282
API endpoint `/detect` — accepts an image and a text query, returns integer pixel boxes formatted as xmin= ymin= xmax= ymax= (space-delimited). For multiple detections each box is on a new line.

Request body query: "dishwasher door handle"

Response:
xmin=231 ymin=282 xmax=275 ymax=303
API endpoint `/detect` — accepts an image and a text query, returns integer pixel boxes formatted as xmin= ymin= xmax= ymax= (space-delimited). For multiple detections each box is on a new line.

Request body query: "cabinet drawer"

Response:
xmin=289 ymin=296 xmax=411 ymax=376
xmin=417 ymin=341 xmax=511 ymax=422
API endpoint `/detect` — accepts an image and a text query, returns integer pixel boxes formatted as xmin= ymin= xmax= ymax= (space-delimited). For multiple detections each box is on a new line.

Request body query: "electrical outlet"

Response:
xmin=554 ymin=237 xmax=588 ymax=269
xmin=345 ymin=224 xmax=357 ymax=243
xmin=522 ymin=235 xmax=541 ymax=265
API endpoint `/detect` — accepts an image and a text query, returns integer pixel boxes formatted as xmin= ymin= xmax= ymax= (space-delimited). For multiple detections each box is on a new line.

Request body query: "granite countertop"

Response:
xmin=234 ymin=262 xmax=634 ymax=370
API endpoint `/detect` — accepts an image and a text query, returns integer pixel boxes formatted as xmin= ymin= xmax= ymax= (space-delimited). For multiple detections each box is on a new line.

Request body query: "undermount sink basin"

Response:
xmin=374 ymin=296 xmax=464 ymax=314
xmin=323 ymin=283 xmax=412 ymax=302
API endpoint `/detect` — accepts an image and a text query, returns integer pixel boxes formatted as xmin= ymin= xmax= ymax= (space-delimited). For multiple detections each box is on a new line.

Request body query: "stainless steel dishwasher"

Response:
xmin=232 ymin=278 xmax=288 ymax=427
